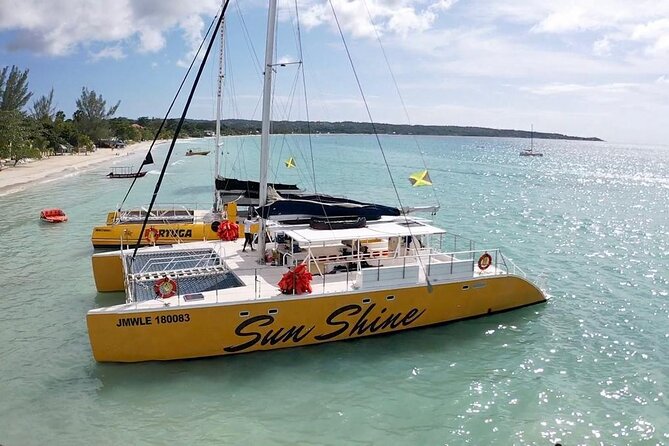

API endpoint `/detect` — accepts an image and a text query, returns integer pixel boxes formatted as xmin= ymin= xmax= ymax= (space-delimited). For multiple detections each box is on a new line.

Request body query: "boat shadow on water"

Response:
xmin=94 ymin=292 xmax=127 ymax=307
xmin=89 ymin=304 xmax=545 ymax=392
xmin=175 ymin=185 xmax=213 ymax=195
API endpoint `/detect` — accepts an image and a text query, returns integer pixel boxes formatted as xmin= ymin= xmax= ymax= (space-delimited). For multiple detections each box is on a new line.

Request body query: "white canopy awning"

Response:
xmin=280 ymin=220 xmax=446 ymax=244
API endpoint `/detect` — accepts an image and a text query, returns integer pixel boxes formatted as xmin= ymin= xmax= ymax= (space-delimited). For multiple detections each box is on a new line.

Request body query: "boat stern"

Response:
xmin=92 ymin=250 xmax=125 ymax=292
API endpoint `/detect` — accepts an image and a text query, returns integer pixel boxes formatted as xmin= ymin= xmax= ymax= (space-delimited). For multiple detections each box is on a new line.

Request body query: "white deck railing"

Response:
xmin=121 ymin=245 xmax=531 ymax=304
xmin=115 ymin=203 xmax=217 ymax=223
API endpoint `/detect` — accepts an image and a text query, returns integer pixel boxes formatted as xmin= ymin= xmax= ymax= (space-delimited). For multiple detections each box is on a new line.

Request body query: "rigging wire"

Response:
xmin=327 ymin=0 xmax=432 ymax=290
xmin=264 ymin=0 xmax=353 ymax=242
xmin=327 ymin=0 xmax=405 ymax=219
xmin=265 ymin=4 xmax=320 ymax=199
xmin=294 ymin=0 xmax=318 ymax=194
xmin=132 ymin=0 xmax=230 ymax=259
xmin=270 ymin=2 xmax=319 ymax=193
xmin=235 ymin=0 xmax=263 ymax=76
xmin=271 ymin=65 xmax=302 ymax=180
xmin=117 ymin=13 xmax=219 ymax=212
xmin=224 ymin=2 xmax=266 ymax=184
xmin=361 ymin=0 xmax=440 ymax=209
xmin=266 ymin=10 xmax=312 ymax=188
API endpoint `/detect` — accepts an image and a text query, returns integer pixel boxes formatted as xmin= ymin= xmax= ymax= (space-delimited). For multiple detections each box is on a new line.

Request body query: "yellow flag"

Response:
xmin=284 ymin=157 xmax=296 ymax=168
xmin=409 ymin=170 xmax=432 ymax=187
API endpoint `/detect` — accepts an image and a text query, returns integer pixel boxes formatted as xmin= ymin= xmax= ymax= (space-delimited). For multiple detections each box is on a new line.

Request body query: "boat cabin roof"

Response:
xmin=276 ymin=217 xmax=446 ymax=244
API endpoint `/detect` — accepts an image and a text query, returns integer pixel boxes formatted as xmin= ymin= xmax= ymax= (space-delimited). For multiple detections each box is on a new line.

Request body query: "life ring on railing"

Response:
xmin=145 ymin=227 xmax=160 ymax=244
xmin=478 ymin=252 xmax=492 ymax=271
xmin=154 ymin=277 xmax=177 ymax=298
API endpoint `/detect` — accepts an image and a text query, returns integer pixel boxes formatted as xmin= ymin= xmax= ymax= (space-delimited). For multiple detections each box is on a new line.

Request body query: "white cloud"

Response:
xmin=176 ymin=13 xmax=209 ymax=67
xmin=90 ymin=46 xmax=126 ymax=61
xmin=479 ymin=0 xmax=669 ymax=57
xmin=394 ymin=26 xmax=629 ymax=80
xmin=138 ymin=29 xmax=166 ymax=53
xmin=521 ymin=82 xmax=641 ymax=96
xmin=593 ymin=37 xmax=611 ymax=56
xmin=630 ymin=18 xmax=669 ymax=55
xmin=531 ymin=6 xmax=600 ymax=33
xmin=297 ymin=0 xmax=453 ymax=38
xmin=430 ymin=0 xmax=458 ymax=12
xmin=277 ymin=55 xmax=296 ymax=65
xmin=630 ymin=18 xmax=669 ymax=40
xmin=0 ymin=0 xmax=220 ymax=63
xmin=518 ymin=79 xmax=669 ymax=113
xmin=3 ymin=0 xmax=669 ymax=143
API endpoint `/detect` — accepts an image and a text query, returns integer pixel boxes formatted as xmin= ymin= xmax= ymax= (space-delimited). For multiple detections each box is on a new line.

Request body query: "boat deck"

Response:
xmin=102 ymin=238 xmax=512 ymax=313
xmin=114 ymin=209 xmax=216 ymax=225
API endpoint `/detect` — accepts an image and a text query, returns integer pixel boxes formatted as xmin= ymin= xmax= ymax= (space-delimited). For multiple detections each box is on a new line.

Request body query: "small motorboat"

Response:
xmin=40 ymin=208 xmax=68 ymax=223
xmin=107 ymin=167 xmax=147 ymax=179
xmin=519 ymin=149 xmax=543 ymax=157
xmin=186 ymin=149 xmax=211 ymax=156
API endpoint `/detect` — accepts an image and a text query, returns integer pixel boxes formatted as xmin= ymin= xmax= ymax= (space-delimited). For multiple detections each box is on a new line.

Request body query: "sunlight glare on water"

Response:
xmin=0 ymin=135 xmax=667 ymax=445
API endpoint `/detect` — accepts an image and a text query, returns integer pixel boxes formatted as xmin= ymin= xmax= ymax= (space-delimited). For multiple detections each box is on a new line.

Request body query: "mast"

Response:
xmin=257 ymin=0 xmax=278 ymax=262
xmin=131 ymin=2 xmax=228 ymax=257
xmin=213 ymin=14 xmax=225 ymax=211
xmin=530 ymin=124 xmax=534 ymax=153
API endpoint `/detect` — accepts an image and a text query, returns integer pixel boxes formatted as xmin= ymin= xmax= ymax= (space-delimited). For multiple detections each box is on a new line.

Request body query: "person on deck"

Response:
xmin=242 ymin=214 xmax=258 ymax=252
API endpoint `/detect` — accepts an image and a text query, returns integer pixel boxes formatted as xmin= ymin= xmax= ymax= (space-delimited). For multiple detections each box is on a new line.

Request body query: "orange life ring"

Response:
xmin=145 ymin=227 xmax=160 ymax=244
xmin=154 ymin=277 xmax=177 ymax=298
xmin=478 ymin=252 xmax=492 ymax=271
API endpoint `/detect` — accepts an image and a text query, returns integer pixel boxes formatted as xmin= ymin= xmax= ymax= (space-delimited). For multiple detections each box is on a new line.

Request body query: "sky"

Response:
xmin=1 ymin=0 xmax=669 ymax=145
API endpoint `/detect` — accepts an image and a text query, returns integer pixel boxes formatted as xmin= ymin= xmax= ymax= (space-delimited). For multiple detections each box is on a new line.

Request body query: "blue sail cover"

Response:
xmin=257 ymin=197 xmax=400 ymax=223
xmin=215 ymin=176 xmax=300 ymax=197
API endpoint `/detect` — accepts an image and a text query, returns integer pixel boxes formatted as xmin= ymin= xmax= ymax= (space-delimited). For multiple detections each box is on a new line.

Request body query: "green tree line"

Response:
xmin=0 ymin=65 xmax=202 ymax=165
xmin=1 ymin=63 xmax=601 ymax=166
xmin=0 ymin=65 xmax=126 ymax=163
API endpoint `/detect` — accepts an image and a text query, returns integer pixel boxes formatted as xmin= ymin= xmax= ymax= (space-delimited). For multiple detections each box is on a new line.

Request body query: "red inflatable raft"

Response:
xmin=40 ymin=208 xmax=68 ymax=223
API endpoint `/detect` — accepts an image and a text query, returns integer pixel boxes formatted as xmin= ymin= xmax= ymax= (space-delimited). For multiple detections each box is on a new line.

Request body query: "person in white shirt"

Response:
xmin=242 ymin=214 xmax=257 ymax=252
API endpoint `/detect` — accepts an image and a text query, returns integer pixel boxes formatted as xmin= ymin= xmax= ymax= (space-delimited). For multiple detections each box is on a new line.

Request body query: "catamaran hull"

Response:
xmin=91 ymin=222 xmax=222 ymax=249
xmin=90 ymin=206 xmax=245 ymax=250
xmin=87 ymin=275 xmax=546 ymax=362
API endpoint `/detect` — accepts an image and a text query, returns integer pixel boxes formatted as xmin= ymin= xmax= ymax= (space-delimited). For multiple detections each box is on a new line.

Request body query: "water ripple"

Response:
xmin=0 ymin=136 xmax=668 ymax=444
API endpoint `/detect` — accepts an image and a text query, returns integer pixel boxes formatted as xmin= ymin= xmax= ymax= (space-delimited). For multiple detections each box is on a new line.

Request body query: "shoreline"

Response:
xmin=0 ymin=140 xmax=166 ymax=197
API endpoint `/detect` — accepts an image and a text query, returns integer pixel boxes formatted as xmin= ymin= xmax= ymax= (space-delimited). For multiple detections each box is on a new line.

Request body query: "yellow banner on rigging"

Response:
xmin=409 ymin=170 xmax=432 ymax=187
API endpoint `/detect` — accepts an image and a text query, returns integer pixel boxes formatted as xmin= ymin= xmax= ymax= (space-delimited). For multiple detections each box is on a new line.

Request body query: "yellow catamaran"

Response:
xmin=89 ymin=12 xmax=298 ymax=250
xmin=86 ymin=0 xmax=546 ymax=362
xmin=89 ymin=222 xmax=545 ymax=362
xmin=91 ymin=207 xmax=223 ymax=248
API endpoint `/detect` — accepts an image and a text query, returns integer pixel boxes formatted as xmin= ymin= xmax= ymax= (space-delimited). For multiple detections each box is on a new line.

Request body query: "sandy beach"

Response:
xmin=0 ymin=140 xmax=162 ymax=197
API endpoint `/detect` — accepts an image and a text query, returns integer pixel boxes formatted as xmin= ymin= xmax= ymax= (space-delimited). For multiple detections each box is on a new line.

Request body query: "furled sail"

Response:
xmin=215 ymin=176 xmax=301 ymax=198
xmin=256 ymin=190 xmax=400 ymax=224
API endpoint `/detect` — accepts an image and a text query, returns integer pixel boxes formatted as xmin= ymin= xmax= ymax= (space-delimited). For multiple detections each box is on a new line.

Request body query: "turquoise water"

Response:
xmin=0 ymin=135 xmax=667 ymax=445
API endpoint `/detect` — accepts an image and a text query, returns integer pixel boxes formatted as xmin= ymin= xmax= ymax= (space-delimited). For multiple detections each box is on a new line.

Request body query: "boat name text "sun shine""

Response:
xmin=223 ymin=303 xmax=426 ymax=353
xmin=144 ymin=229 xmax=193 ymax=238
